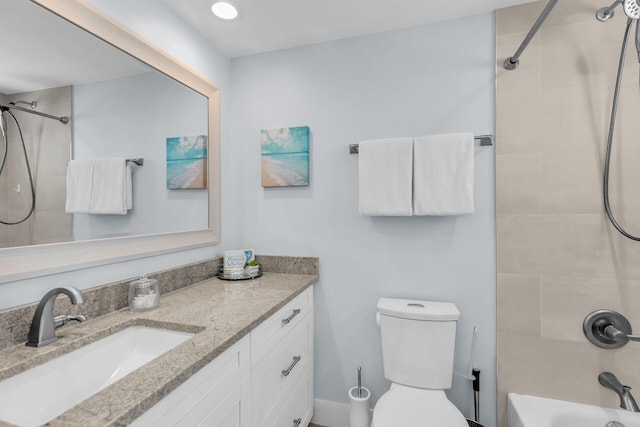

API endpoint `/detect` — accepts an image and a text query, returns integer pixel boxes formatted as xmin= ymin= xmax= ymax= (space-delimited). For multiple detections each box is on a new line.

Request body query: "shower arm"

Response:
xmin=0 ymin=103 xmax=68 ymax=125
xmin=504 ymin=0 xmax=559 ymax=70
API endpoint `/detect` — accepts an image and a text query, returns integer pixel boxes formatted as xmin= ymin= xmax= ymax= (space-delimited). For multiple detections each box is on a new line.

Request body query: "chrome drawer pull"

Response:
xmin=293 ymin=418 xmax=302 ymax=427
xmin=282 ymin=355 xmax=302 ymax=377
xmin=282 ymin=308 xmax=301 ymax=325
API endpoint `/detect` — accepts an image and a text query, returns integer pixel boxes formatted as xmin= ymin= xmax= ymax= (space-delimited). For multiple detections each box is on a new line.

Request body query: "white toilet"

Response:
xmin=371 ymin=297 xmax=468 ymax=427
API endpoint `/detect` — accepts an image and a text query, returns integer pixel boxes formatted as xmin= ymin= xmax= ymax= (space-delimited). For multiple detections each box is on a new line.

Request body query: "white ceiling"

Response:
xmin=1 ymin=0 xmax=537 ymax=95
xmin=164 ymin=0 xmax=537 ymax=58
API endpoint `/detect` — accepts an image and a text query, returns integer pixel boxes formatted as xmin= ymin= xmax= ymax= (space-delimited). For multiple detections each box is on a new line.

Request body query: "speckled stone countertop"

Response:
xmin=0 ymin=272 xmax=318 ymax=427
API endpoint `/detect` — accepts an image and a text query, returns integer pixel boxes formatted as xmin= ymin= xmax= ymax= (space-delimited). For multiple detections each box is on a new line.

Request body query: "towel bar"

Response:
xmin=126 ymin=158 xmax=144 ymax=166
xmin=349 ymin=135 xmax=492 ymax=154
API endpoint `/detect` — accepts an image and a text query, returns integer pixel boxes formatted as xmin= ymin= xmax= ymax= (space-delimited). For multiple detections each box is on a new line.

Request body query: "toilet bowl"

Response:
xmin=371 ymin=384 xmax=468 ymax=426
xmin=372 ymin=297 xmax=467 ymax=426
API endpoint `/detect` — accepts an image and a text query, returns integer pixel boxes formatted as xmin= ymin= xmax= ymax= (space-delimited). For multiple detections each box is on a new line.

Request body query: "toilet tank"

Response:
xmin=377 ymin=298 xmax=460 ymax=389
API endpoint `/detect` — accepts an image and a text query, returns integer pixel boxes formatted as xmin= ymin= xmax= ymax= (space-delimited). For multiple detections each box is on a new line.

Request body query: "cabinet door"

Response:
xmin=130 ymin=336 xmax=249 ymax=427
xmin=192 ymin=373 xmax=250 ymax=427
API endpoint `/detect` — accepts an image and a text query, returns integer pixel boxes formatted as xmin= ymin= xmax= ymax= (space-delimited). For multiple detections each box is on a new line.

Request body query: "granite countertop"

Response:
xmin=0 ymin=272 xmax=317 ymax=427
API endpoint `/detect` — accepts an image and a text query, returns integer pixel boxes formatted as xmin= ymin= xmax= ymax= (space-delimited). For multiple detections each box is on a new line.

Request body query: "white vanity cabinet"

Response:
xmin=130 ymin=286 xmax=314 ymax=427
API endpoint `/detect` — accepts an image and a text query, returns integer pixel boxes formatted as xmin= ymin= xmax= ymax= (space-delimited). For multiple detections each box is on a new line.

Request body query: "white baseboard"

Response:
xmin=311 ymin=399 xmax=373 ymax=427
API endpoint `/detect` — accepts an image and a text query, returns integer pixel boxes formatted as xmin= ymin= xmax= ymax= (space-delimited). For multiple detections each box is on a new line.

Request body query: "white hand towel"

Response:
xmin=358 ymin=138 xmax=413 ymax=216
xmin=65 ymin=160 xmax=94 ymax=214
xmin=90 ymin=158 xmax=131 ymax=215
xmin=413 ymin=133 xmax=475 ymax=216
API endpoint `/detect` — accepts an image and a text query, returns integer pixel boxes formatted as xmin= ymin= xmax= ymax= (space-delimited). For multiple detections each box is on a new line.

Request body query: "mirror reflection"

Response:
xmin=0 ymin=0 xmax=209 ymax=249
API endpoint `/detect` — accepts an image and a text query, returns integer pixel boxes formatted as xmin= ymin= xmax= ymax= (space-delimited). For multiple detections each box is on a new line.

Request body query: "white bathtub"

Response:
xmin=508 ymin=393 xmax=640 ymax=427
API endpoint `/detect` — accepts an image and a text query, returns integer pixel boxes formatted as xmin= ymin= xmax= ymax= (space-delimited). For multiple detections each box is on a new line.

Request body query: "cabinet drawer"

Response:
xmin=264 ymin=368 xmax=313 ymax=427
xmin=251 ymin=287 xmax=313 ymax=364
xmin=252 ymin=313 xmax=312 ymax=425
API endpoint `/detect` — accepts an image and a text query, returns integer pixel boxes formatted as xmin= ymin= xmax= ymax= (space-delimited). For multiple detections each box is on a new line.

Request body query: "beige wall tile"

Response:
xmin=540 ymin=19 xmax=637 ymax=91
xmin=496 ymin=2 xmax=548 ymax=37
xmin=605 ymin=150 xmax=640 ymax=215
xmin=497 ymin=0 xmax=640 ymax=422
xmin=497 ymin=213 xmax=640 ymax=280
xmin=538 ymin=86 xmax=609 ymax=153
xmin=496 ymin=92 xmax=544 ymax=155
xmin=497 ymin=0 xmax=604 ymax=38
xmin=540 ymin=150 xmax=602 ymax=214
xmin=540 ymin=276 xmax=640 ymax=342
xmin=496 ymin=154 xmax=541 ymax=214
xmin=497 ymin=274 xmax=541 ymax=335
xmin=497 ymin=32 xmax=540 ymax=97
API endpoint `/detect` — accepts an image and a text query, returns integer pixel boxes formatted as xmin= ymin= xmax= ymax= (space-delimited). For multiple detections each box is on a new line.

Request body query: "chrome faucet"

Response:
xmin=26 ymin=287 xmax=86 ymax=347
xmin=599 ymin=372 xmax=640 ymax=412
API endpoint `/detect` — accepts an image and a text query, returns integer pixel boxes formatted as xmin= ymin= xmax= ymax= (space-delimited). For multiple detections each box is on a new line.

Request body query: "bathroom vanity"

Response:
xmin=0 ymin=269 xmax=317 ymax=427
xmin=130 ymin=286 xmax=314 ymax=427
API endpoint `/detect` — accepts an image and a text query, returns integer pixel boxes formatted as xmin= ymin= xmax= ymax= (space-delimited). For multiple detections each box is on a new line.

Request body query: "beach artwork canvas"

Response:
xmin=261 ymin=126 xmax=309 ymax=187
xmin=166 ymin=135 xmax=208 ymax=189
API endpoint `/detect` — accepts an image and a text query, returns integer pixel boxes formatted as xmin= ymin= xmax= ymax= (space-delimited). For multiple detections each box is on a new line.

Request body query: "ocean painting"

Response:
xmin=166 ymin=135 xmax=208 ymax=189
xmin=261 ymin=126 xmax=309 ymax=187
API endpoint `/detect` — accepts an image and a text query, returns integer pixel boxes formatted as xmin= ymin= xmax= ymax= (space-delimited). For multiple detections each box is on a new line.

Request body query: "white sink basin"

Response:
xmin=0 ymin=325 xmax=195 ymax=427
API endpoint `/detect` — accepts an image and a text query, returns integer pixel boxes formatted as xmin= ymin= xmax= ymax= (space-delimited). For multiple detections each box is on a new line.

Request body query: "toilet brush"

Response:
xmin=466 ymin=369 xmax=484 ymax=427
xmin=349 ymin=366 xmax=371 ymax=427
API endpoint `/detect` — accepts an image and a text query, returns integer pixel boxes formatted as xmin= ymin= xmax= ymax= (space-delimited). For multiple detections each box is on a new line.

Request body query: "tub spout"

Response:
xmin=599 ymin=372 xmax=640 ymax=412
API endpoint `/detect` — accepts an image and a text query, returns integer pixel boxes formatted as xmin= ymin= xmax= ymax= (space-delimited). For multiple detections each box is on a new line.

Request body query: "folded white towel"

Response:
xmin=65 ymin=160 xmax=94 ymax=214
xmin=90 ymin=158 xmax=131 ymax=215
xmin=358 ymin=137 xmax=413 ymax=216
xmin=413 ymin=133 xmax=475 ymax=216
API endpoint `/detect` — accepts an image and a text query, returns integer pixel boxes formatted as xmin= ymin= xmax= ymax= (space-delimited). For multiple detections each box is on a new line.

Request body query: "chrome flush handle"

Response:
xmin=293 ymin=418 xmax=302 ymax=427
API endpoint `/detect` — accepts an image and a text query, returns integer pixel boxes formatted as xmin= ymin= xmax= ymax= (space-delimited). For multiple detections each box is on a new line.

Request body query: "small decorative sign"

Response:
xmin=261 ymin=126 xmax=309 ymax=187
xmin=166 ymin=135 xmax=208 ymax=189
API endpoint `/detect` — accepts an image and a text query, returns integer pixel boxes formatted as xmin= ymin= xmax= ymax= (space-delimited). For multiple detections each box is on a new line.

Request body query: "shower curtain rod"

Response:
xmin=503 ymin=0 xmax=559 ymax=70
xmin=348 ymin=135 xmax=493 ymax=154
xmin=0 ymin=103 xmax=69 ymax=125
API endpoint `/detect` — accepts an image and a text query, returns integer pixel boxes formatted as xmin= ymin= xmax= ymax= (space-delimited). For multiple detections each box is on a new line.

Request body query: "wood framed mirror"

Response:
xmin=0 ymin=0 xmax=220 ymax=283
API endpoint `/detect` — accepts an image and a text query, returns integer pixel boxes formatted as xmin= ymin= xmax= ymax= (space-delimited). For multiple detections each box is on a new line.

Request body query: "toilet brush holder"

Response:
xmin=348 ymin=386 xmax=371 ymax=427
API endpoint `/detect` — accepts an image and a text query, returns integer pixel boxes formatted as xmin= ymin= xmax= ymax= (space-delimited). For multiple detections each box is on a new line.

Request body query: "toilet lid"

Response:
xmin=372 ymin=386 xmax=469 ymax=427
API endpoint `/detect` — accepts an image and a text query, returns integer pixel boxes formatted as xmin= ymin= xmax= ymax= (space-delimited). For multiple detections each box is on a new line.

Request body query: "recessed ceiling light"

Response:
xmin=211 ymin=1 xmax=239 ymax=20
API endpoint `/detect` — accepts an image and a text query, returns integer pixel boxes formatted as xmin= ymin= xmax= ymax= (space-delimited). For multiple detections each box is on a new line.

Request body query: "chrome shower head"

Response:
xmin=624 ymin=0 xmax=640 ymax=18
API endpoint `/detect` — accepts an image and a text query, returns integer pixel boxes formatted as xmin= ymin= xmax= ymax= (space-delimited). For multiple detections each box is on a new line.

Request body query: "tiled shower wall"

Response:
xmin=0 ymin=86 xmax=72 ymax=247
xmin=496 ymin=1 xmax=640 ymax=426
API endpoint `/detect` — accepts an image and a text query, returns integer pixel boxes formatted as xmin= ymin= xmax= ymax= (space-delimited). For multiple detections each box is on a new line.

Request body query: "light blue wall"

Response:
xmin=0 ymin=0 xmax=237 ymax=310
xmin=230 ymin=14 xmax=497 ymax=426
xmin=4 ymin=4 xmax=498 ymax=425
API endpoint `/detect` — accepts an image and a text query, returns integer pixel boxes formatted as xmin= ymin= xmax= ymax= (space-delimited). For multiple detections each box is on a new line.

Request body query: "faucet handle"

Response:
xmin=53 ymin=314 xmax=87 ymax=329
